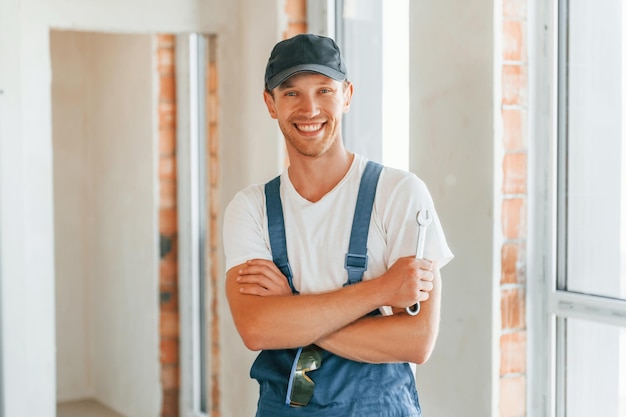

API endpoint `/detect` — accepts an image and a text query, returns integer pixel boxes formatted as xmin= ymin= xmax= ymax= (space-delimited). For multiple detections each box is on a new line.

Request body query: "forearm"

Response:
xmin=226 ymin=265 xmax=391 ymax=351
xmin=316 ymin=270 xmax=442 ymax=364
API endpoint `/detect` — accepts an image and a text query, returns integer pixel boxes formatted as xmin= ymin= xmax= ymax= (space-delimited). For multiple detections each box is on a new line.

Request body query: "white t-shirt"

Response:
xmin=223 ymin=154 xmax=453 ymax=295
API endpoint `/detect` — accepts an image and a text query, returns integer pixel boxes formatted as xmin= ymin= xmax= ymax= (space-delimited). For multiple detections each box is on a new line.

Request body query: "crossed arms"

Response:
xmin=225 ymin=256 xmax=442 ymax=364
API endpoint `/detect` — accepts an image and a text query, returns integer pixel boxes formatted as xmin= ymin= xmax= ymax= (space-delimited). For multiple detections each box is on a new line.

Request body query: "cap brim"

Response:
xmin=266 ymin=64 xmax=346 ymax=90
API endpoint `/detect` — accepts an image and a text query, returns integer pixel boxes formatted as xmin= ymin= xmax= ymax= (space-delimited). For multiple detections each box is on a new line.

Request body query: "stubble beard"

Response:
xmin=281 ymin=120 xmax=337 ymax=158
xmin=279 ymin=121 xmax=336 ymax=158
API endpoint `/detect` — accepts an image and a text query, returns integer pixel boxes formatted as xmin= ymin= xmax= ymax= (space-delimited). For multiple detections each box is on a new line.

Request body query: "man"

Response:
xmin=224 ymin=34 xmax=453 ymax=416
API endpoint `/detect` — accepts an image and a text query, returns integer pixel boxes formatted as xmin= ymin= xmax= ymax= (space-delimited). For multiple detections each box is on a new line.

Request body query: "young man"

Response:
xmin=224 ymin=34 xmax=453 ymax=416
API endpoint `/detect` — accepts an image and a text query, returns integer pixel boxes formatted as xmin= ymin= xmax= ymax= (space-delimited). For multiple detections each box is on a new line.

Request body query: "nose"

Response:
xmin=297 ymin=94 xmax=321 ymax=118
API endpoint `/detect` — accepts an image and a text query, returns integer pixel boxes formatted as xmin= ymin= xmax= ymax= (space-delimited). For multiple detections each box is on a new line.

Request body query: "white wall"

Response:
xmin=52 ymin=30 xmax=160 ymax=416
xmin=51 ymin=30 xmax=92 ymax=401
xmin=1 ymin=0 xmax=283 ymax=415
xmin=410 ymin=2 xmax=498 ymax=417
xmin=0 ymin=1 xmax=57 ymax=416
xmin=217 ymin=4 xmax=286 ymax=417
xmin=87 ymin=32 xmax=159 ymax=417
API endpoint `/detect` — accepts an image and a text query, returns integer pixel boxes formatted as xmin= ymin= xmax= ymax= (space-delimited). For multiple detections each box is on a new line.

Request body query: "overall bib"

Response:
xmin=251 ymin=161 xmax=422 ymax=417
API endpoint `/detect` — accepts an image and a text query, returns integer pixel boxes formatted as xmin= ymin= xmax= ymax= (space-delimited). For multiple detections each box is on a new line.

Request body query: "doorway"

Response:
xmin=50 ymin=30 xmax=160 ymax=417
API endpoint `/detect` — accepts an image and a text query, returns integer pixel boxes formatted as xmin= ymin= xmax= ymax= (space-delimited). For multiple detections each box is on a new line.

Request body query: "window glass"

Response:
xmin=334 ymin=0 xmax=408 ymax=170
xmin=335 ymin=0 xmax=383 ymax=161
xmin=563 ymin=0 xmax=626 ymax=300
xmin=566 ymin=317 xmax=626 ymax=417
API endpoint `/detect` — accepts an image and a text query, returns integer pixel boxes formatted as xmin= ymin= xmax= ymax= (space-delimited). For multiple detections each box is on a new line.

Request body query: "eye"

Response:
xmin=284 ymin=91 xmax=297 ymax=97
xmin=319 ymin=88 xmax=332 ymax=94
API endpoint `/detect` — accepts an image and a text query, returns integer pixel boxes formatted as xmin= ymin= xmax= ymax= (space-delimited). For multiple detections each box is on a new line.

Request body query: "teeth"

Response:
xmin=296 ymin=123 xmax=322 ymax=132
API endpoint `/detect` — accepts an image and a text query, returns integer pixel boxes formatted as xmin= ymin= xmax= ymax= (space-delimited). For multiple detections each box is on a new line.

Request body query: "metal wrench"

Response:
xmin=405 ymin=210 xmax=432 ymax=316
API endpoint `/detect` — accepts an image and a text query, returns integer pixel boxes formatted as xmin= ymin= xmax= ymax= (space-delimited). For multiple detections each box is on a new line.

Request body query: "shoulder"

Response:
xmin=224 ymin=183 xmax=266 ymax=222
xmin=377 ymin=165 xmax=430 ymax=199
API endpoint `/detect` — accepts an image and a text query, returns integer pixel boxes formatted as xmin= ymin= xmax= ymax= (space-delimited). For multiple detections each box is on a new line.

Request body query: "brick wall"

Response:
xmin=157 ymin=34 xmax=180 ymax=417
xmin=284 ymin=0 xmax=308 ymax=39
xmin=206 ymin=34 xmax=222 ymax=417
xmin=499 ymin=0 xmax=528 ymax=415
xmin=156 ymin=33 xmax=222 ymax=417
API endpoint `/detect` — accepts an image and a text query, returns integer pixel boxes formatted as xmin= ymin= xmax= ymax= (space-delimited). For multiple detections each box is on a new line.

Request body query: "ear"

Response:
xmin=263 ymin=90 xmax=278 ymax=119
xmin=343 ymin=82 xmax=354 ymax=113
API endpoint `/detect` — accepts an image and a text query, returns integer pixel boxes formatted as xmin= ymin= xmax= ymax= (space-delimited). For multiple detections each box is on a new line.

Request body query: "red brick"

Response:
xmin=501 ymin=243 xmax=526 ymax=284
xmin=503 ymin=152 xmax=527 ymax=195
xmin=160 ymin=180 xmax=177 ymax=209
xmin=502 ymin=198 xmax=526 ymax=239
xmin=161 ymin=234 xmax=178 ymax=261
xmin=159 ymin=128 xmax=176 ymax=156
xmin=285 ymin=0 xmax=307 ymax=23
xmin=160 ymin=338 xmax=179 ymax=364
xmin=500 ymin=331 xmax=527 ymax=375
xmin=284 ymin=22 xmax=308 ymax=39
xmin=208 ymin=124 xmax=219 ymax=154
xmin=503 ymin=19 xmax=525 ymax=62
xmin=160 ymin=285 xmax=179 ymax=311
xmin=160 ymin=311 xmax=180 ymax=338
xmin=501 ymin=288 xmax=526 ymax=330
xmin=503 ymin=0 xmax=527 ymax=18
xmin=157 ymin=34 xmax=175 ymax=48
xmin=499 ymin=376 xmax=526 ymax=417
xmin=161 ymin=365 xmax=180 ymax=390
xmin=160 ymin=256 xmax=178 ymax=285
xmin=160 ymin=208 xmax=178 ymax=236
xmin=209 ymin=189 xmax=219 ymax=220
xmin=502 ymin=109 xmax=526 ymax=151
xmin=502 ymin=65 xmax=527 ymax=106
xmin=210 ymin=254 xmax=219 ymax=280
xmin=160 ymin=74 xmax=176 ymax=103
xmin=208 ymin=62 xmax=218 ymax=92
xmin=209 ymin=155 xmax=219 ymax=186
xmin=207 ymin=93 xmax=219 ymax=125
xmin=159 ymin=102 xmax=176 ymax=130
xmin=157 ymin=48 xmax=175 ymax=75
xmin=159 ymin=154 xmax=177 ymax=181
xmin=161 ymin=389 xmax=179 ymax=417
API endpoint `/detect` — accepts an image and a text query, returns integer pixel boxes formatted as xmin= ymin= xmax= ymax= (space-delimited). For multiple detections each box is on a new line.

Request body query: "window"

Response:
xmin=307 ymin=0 xmax=409 ymax=170
xmin=535 ymin=1 xmax=626 ymax=415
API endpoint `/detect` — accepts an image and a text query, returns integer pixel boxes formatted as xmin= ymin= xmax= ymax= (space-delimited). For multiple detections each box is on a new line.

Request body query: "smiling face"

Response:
xmin=264 ymin=72 xmax=353 ymax=159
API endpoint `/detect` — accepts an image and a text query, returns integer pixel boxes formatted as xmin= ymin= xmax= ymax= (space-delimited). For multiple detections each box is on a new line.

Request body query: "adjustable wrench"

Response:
xmin=405 ymin=210 xmax=432 ymax=316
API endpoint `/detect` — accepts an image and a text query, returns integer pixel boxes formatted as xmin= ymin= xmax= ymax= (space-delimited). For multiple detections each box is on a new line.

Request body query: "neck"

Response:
xmin=286 ymin=147 xmax=354 ymax=203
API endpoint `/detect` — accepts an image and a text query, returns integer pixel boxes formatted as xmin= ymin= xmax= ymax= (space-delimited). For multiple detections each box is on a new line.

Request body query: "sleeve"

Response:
xmin=379 ymin=171 xmax=454 ymax=270
xmin=222 ymin=185 xmax=273 ymax=272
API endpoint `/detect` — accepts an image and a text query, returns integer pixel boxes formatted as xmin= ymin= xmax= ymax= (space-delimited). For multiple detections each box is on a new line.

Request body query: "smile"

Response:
xmin=295 ymin=123 xmax=324 ymax=133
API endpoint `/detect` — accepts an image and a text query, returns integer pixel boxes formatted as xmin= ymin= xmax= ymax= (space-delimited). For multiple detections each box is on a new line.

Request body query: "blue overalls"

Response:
xmin=251 ymin=161 xmax=421 ymax=417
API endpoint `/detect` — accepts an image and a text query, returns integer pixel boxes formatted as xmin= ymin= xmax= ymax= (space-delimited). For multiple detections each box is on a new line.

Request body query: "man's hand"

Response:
xmin=236 ymin=259 xmax=293 ymax=296
xmin=381 ymin=256 xmax=434 ymax=309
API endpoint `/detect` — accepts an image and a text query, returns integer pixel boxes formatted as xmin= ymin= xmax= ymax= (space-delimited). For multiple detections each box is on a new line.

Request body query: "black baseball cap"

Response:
xmin=264 ymin=34 xmax=348 ymax=90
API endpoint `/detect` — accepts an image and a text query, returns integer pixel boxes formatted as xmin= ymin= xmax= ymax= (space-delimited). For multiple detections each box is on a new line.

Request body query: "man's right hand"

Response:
xmin=381 ymin=256 xmax=434 ymax=309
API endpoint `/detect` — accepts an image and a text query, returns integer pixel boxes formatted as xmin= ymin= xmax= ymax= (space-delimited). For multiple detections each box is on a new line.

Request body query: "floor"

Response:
xmin=57 ymin=399 xmax=126 ymax=417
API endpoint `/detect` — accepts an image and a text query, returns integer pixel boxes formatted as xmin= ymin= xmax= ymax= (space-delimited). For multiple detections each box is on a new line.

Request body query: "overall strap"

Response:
xmin=344 ymin=161 xmax=383 ymax=286
xmin=265 ymin=176 xmax=298 ymax=294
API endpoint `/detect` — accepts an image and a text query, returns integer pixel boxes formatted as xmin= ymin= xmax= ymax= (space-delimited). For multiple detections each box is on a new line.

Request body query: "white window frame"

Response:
xmin=529 ymin=1 xmax=626 ymax=416
xmin=177 ymin=33 xmax=211 ymax=417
